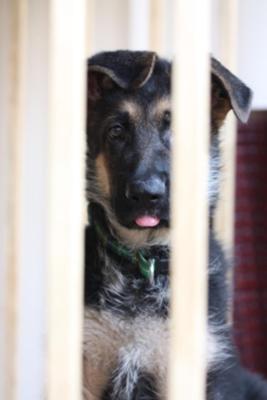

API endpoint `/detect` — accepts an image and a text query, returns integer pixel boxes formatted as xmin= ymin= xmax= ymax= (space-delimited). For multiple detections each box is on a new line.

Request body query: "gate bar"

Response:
xmin=169 ymin=0 xmax=211 ymax=399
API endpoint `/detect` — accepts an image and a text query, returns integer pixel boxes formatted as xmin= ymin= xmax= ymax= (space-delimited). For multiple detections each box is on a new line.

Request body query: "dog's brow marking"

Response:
xmin=151 ymin=97 xmax=171 ymax=119
xmin=95 ymin=153 xmax=110 ymax=196
xmin=120 ymin=100 xmax=142 ymax=120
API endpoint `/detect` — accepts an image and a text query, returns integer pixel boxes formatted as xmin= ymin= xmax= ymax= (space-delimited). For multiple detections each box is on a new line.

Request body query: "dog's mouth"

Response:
xmin=113 ymin=206 xmax=169 ymax=230
xmin=112 ymin=193 xmax=169 ymax=230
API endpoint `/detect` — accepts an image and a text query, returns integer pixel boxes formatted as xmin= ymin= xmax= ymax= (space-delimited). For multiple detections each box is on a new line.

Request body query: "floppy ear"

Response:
xmin=211 ymin=57 xmax=253 ymax=129
xmin=87 ymin=50 xmax=157 ymax=100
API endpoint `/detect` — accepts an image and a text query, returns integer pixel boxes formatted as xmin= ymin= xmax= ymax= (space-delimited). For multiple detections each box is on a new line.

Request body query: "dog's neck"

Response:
xmin=89 ymin=203 xmax=170 ymax=283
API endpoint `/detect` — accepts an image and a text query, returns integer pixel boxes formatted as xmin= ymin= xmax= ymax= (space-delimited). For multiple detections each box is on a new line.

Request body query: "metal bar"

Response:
xmin=169 ymin=0 xmax=211 ymax=399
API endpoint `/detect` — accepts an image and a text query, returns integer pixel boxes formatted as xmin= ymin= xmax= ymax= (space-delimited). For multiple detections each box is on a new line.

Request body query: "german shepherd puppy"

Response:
xmin=83 ymin=51 xmax=267 ymax=399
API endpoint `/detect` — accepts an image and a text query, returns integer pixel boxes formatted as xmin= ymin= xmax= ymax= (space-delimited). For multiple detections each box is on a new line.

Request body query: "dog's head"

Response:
xmin=86 ymin=50 xmax=252 ymax=248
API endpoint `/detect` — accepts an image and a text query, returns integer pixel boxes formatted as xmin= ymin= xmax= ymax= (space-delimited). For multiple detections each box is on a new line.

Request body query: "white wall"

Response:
xmin=238 ymin=0 xmax=267 ymax=109
xmin=91 ymin=0 xmax=130 ymax=53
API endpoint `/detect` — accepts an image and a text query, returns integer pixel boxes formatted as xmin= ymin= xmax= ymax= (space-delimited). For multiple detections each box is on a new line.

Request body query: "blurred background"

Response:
xmin=89 ymin=0 xmax=267 ymax=109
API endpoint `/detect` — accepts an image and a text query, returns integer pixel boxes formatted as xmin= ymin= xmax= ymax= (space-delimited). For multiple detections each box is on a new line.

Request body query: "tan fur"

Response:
xmin=110 ymin=216 xmax=170 ymax=249
xmin=95 ymin=154 xmax=110 ymax=197
xmin=120 ymin=100 xmax=142 ymax=121
xmin=83 ymin=309 xmax=229 ymax=399
xmin=151 ymin=97 xmax=171 ymax=120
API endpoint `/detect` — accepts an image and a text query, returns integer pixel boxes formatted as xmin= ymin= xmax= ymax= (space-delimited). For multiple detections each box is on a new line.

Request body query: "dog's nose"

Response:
xmin=125 ymin=177 xmax=165 ymax=203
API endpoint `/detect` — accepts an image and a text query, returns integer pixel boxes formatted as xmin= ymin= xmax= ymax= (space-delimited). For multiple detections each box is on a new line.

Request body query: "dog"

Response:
xmin=83 ymin=50 xmax=267 ymax=399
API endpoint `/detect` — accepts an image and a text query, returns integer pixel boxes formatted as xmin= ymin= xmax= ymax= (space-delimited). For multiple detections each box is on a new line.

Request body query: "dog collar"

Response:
xmin=94 ymin=222 xmax=156 ymax=284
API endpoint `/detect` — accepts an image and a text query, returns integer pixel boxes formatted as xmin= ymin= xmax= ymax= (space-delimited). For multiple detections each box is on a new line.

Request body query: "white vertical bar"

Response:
xmin=16 ymin=1 xmax=48 ymax=397
xmin=1 ymin=0 xmax=86 ymax=398
xmin=214 ymin=0 xmax=239 ymax=252
xmin=0 ymin=1 xmax=26 ymax=398
xmin=47 ymin=0 xmax=86 ymax=399
xmin=169 ymin=1 xmax=210 ymax=400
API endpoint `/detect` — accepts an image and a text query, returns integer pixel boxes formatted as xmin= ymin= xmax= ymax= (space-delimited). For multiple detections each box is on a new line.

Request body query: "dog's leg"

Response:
xmin=207 ymin=365 xmax=267 ymax=400
xmin=101 ymin=364 xmax=159 ymax=400
xmin=132 ymin=374 xmax=159 ymax=400
xmin=242 ymin=369 xmax=267 ymax=400
xmin=207 ymin=366 xmax=245 ymax=400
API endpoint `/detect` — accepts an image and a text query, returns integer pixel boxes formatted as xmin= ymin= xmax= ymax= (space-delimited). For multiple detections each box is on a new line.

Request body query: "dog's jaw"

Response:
xmin=110 ymin=218 xmax=170 ymax=249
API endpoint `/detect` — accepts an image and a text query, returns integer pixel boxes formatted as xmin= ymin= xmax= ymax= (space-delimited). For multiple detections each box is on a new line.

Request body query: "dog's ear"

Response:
xmin=87 ymin=51 xmax=157 ymax=100
xmin=211 ymin=57 xmax=253 ymax=128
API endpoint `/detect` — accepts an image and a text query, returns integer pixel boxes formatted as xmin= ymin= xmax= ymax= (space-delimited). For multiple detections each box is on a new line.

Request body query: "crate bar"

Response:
xmin=169 ymin=0 xmax=211 ymax=399
xmin=215 ymin=0 xmax=239 ymax=252
xmin=47 ymin=0 xmax=86 ymax=399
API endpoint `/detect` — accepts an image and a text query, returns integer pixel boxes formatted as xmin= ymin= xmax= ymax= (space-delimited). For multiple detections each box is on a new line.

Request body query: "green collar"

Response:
xmin=94 ymin=222 xmax=156 ymax=284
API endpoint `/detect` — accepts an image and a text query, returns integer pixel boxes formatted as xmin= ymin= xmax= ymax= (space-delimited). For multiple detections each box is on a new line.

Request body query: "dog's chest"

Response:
xmin=83 ymin=308 xmax=229 ymax=400
xmin=83 ymin=308 xmax=169 ymax=399
xmin=83 ymin=237 xmax=230 ymax=399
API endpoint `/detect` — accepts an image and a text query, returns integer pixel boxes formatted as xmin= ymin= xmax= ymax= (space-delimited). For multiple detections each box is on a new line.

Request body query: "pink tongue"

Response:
xmin=135 ymin=216 xmax=160 ymax=228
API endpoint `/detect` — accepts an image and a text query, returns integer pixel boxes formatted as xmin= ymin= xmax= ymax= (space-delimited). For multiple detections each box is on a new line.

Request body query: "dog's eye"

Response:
xmin=162 ymin=110 xmax=171 ymax=127
xmin=107 ymin=124 xmax=125 ymax=141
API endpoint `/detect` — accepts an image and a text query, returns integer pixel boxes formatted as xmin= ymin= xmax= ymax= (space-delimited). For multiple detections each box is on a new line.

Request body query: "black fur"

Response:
xmin=84 ymin=50 xmax=267 ymax=399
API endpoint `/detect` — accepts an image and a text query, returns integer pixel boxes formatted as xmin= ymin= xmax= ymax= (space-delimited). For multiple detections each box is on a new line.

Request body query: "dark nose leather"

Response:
xmin=125 ymin=177 xmax=165 ymax=204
